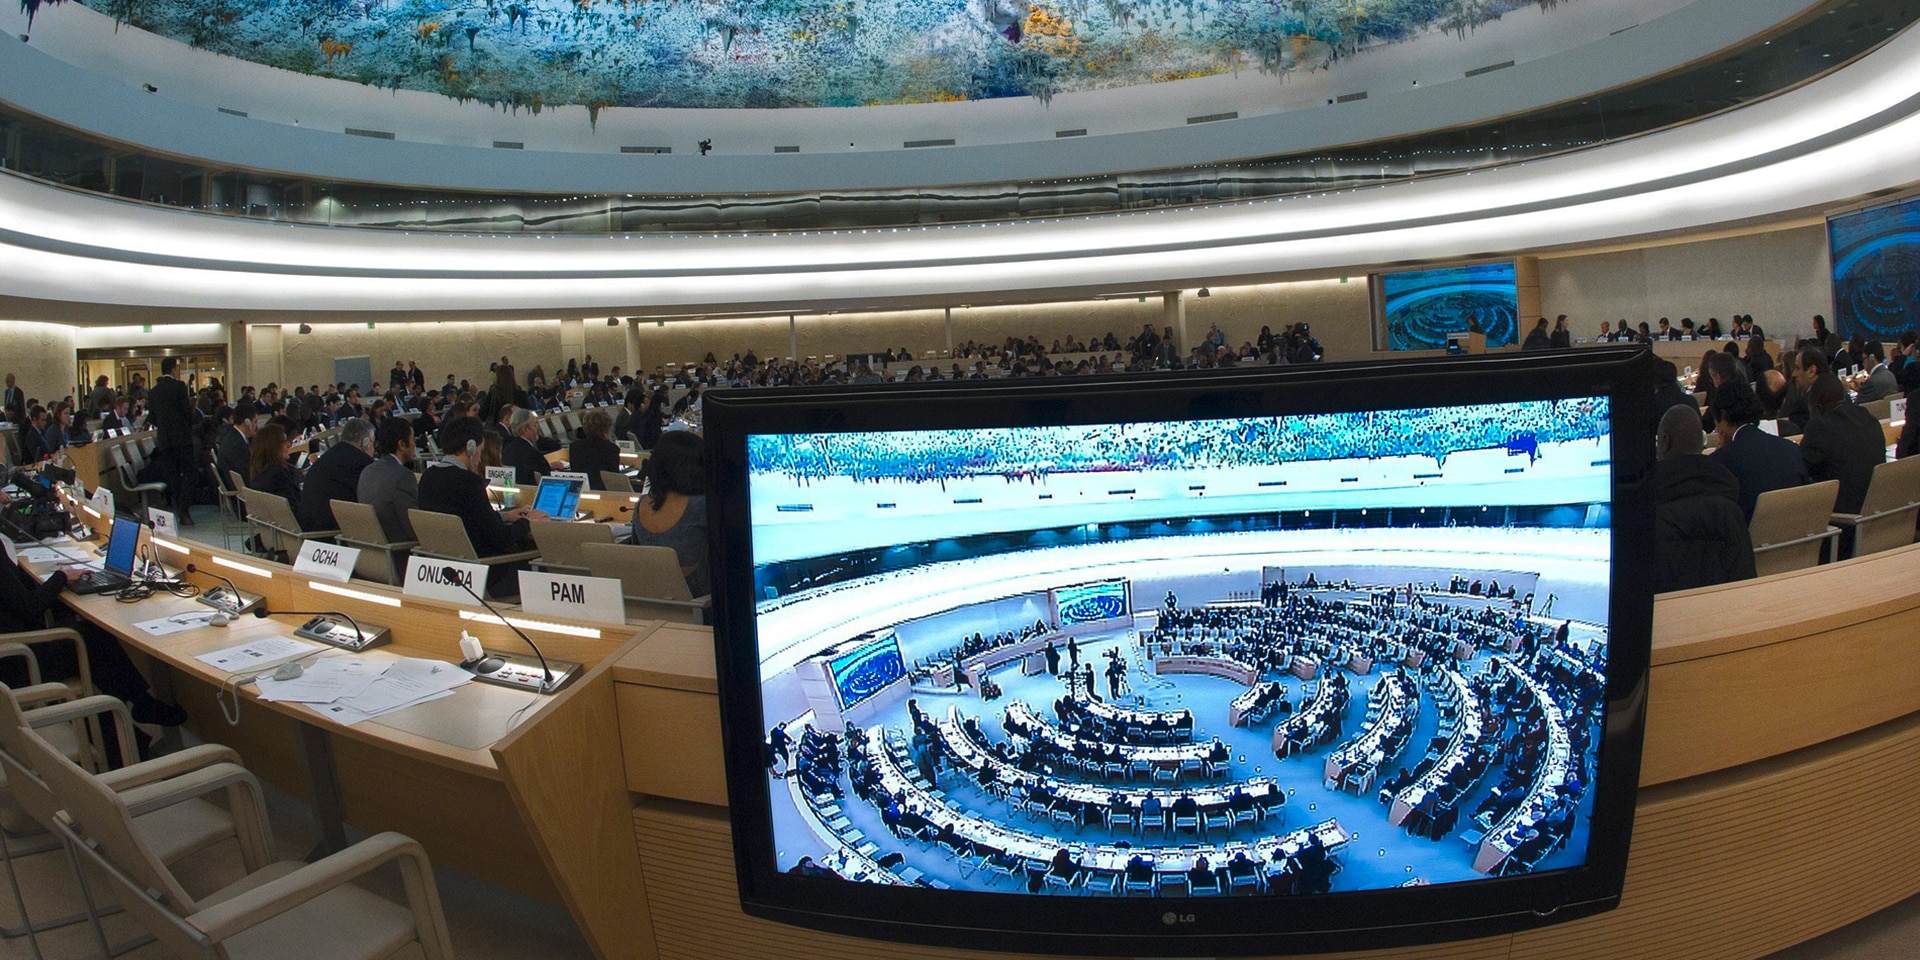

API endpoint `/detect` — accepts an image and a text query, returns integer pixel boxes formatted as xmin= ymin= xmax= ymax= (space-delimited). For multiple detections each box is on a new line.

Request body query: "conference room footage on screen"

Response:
xmin=749 ymin=399 xmax=1612 ymax=898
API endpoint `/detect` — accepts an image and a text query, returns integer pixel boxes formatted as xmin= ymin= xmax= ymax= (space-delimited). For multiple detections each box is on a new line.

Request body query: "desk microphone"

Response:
xmin=441 ymin=565 xmax=578 ymax=695
xmin=251 ymin=605 xmax=390 ymax=652
xmin=186 ymin=562 xmax=263 ymax=615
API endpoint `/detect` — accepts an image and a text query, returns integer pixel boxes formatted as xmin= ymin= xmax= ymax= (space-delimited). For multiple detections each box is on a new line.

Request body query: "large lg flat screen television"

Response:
xmin=1828 ymin=193 xmax=1920 ymax=342
xmin=705 ymin=348 xmax=1657 ymax=956
xmin=1376 ymin=262 xmax=1521 ymax=351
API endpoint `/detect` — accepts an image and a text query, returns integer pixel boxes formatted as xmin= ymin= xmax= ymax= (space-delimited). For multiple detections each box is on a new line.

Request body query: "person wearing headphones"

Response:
xmin=416 ymin=416 xmax=548 ymax=598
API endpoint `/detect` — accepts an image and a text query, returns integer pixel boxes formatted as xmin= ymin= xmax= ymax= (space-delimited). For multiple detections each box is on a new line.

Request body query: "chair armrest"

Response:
xmin=96 ymin=743 xmax=243 ymax=792
xmin=0 ymin=628 xmax=90 ymax=693
xmin=116 ymin=761 xmax=260 ymax=818
xmin=1830 ymin=512 xmax=1862 ymax=527
xmin=299 ymin=529 xmax=342 ymax=541
xmin=479 ymin=549 xmax=542 ymax=565
xmin=0 ymin=641 xmax=40 ymax=685
xmin=12 ymin=682 xmax=75 ymax=708
xmin=26 ymin=693 xmax=138 ymax=769
xmin=187 ymin=832 xmax=439 ymax=942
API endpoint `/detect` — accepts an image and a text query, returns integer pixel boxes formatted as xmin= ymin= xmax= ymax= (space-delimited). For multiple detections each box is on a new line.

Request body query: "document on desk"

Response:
xmin=194 ymin=635 xmax=322 ymax=672
xmin=22 ymin=546 xmax=96 ymax=566
xmin=132 ymin=611 xmax=229 ymax=637
xmin=255 ymin=657 xmax=389 ymax=703
xmin=314 ymin=657 xmax=472 ymax=725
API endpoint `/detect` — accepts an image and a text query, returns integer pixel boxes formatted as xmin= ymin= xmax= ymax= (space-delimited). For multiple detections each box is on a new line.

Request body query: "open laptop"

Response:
xmin=532 ymin=476 xmax=586 ymax=521
xmin=70 ymin=517 xmax=142 ymax=594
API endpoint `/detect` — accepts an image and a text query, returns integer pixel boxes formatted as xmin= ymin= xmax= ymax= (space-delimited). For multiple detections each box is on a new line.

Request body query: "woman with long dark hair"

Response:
xmin=630 ymin=430 xmax=708 ymax=597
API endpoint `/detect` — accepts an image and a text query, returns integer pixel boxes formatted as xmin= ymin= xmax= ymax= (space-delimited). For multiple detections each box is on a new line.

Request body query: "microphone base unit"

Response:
xmin=463 ymin=649 xmax=581 ymax=696
xmin=197 ymin=586 xmax=264 ymax=616
xmin=293 ymin=615 xmax=392 ymax=652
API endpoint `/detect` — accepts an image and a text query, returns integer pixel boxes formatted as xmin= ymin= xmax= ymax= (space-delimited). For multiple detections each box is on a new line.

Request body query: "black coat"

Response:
xmin=146 ymin=375 xmax=195 ymax=450
xmin=502 ymin=436 xmax=552 ymax=486
xmin=1710 ymin=425 xmax=1811 ymax=520
xmin=568 ymin=436 xmax=623 ymax=490
xmin=298 ymin=442 xmax=374 ymax=532
xmin=1801 ymin=403 xmax=1887 ymax=514
xmin=1650 ymin=455 xmax=1755 ymax=592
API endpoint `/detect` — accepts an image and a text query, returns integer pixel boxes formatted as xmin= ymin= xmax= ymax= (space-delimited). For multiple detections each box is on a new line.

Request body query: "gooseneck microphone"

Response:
xmin=253 ymin=606 xmax=365 ymax=645
xmin=187 ymin=562 xmax=262 ymax=614
xmin=441 ymin=565 xmax=557 ymax=689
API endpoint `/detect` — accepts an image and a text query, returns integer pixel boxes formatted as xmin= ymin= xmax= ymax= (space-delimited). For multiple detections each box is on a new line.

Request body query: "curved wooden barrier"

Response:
xmin=553 ymin=542 xmax=1920 ymax=960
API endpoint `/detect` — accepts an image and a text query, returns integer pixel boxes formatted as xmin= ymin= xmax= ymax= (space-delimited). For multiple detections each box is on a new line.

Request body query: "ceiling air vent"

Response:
xmin=621 ymin=145 xmax=672 ymax=154
xmin=492 ymin=141 xmax=524 ymax=150
xmin=217 ymin=107 xmax=247 ymax=118
xmin=1334 ymin=91 xmax=1368 ymax=104
xmin=1055 ymin=129 xmax=1087 ymax=138
xmin=1186 ymin=112 xmax=1237 ymax=124
xmin=345 ymin=127 xmax=395 ymax=140
xmin=774 ymin=145 xmax=800 ymax=153
xmin=904 ymin=138 xmax=956 ymax=148
xmin=1464 ymin=60 xmax=1515 ymax=78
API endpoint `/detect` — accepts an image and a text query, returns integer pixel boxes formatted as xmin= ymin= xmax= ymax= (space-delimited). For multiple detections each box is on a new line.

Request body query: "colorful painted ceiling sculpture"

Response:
xmin=39 ymin=0 xmax=1574 ymax=111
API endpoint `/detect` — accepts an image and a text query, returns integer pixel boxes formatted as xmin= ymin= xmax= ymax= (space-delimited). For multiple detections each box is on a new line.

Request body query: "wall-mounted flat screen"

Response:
xmin=1829 ymin=194 xmax=1920 ymax=341
xmin=1377 ymin=263 xmax=1520 ymax=351
xmin=828 ymin=631 xmax=908 ymax=711
xmin=706 ymin=349 xmax=1657 ymax=956
xmin=1050 ymin=579 xmax=1130 ymax=626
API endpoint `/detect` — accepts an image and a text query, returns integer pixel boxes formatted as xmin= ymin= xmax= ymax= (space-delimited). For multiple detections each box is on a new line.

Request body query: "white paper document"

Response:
xmin=312 ymin=657 xmax=472 ymax=725
xmin=194 ymin=636 xmax=322 ymax=673
xmin=132 ymin=611 xmax=228 ymax=638
xmin=255 ymin=657 xmax=390 ymax=703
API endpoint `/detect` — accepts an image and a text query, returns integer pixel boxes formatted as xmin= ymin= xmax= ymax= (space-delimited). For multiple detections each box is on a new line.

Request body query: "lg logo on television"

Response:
xmin=1160 ymin=912 xmax=1196 ymax=926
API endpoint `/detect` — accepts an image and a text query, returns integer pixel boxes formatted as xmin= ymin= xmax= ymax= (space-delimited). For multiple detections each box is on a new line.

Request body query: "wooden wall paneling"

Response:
xmin=331 ymin=734 xmax=562 ymax=905
xmin=1640 ymin=603 xmax=1920 ymax=785
xmin=493 ymin=633 xmax=658 ymax=960
xmin=625 ymin=711 xmax=1920 ymax=960
xmin=615 ymin=684 xmax=726 ymax=806
xmin=1506 ymin=711 xmax=1920 ymax=960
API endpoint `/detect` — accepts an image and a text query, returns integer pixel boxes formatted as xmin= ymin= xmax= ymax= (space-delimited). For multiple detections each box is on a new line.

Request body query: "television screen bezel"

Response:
xmin=704 ymin=347 xmax=1657 ymax=957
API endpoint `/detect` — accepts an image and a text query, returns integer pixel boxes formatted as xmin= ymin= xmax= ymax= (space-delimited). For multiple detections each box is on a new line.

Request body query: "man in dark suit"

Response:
xmin=1650 ymin=359 xmax=1694 ymax=441
xmin=146 ymin=356 xmax=196 ymax=521
xmin=215 ymin=402 xmax=256 ymax=493
xmin=416 ymin=417 xmax=548 ymax=598
xmin=1800 ymin=376 xmax=1886 ymax=515
xmin=297 ymin=418 xmax=375 ymax=532
xmin=1652 ymin=404 xmax=1755 ymax=591
xmin=501 ymin=409 xmax=553 ymax=486
xmin=1 ymin=373 xmax=23 ymax=424
xmin=1710 ymin=377 xmax=1810 ymax=520
xmin=358 ymin=417 xmax=421 ymax=542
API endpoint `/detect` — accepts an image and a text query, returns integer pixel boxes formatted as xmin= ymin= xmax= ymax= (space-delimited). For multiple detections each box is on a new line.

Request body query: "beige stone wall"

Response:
xmin=0 ymin=321 xmax=80 ymax=409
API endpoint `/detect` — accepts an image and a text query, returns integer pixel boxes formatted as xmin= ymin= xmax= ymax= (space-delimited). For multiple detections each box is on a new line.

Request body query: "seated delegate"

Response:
xmin=417 ymin=416 xmax=549 ymax=598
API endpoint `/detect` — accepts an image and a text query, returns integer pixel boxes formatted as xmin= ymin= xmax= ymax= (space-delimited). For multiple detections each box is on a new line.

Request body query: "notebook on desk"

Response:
xmin=70 ymin=517 xmax=140 ymax=594
xmin=533 ymin=475 xmax=586 ymax=521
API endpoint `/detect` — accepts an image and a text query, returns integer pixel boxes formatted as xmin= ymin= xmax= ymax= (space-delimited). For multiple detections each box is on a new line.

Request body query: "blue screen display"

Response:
xmin=533 ymin=477 xmax=584 ymax=519
xmin=106 ymin=517 xmax=141 ymax=575
xmin=1054 ymin=580 xmax=1129 ymax=624
xmin=1829 ymin=195 xmax=1920 ymax=341
xmin=1381 ymin=263 xmax=1519 ymax=351
xmin=828 ymin=634 xmax=907 ymax=710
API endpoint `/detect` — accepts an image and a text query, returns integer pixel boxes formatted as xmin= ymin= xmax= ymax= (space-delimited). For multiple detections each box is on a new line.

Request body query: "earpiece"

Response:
xmin=467 ymin=439 xmax=479 ymax=456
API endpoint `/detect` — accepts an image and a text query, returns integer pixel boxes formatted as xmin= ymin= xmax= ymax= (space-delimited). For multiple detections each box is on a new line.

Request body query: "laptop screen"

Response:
xmin=533 ymin=476 xmax=584 ymax=519
xmin=104 ymin=517 xmax=141 ymax=576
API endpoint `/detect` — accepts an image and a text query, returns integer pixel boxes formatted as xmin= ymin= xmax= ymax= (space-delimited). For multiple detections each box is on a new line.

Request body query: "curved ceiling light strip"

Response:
xmin=2 ymin=22 xmax=1918 ymax=316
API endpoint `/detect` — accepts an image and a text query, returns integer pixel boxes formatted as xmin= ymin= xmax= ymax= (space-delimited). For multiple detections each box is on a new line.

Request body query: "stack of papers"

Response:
xmin=311 ymin=658 xmax=473 ymax=726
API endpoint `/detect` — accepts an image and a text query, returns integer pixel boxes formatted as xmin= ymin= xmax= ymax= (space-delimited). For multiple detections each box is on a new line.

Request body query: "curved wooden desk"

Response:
xmin=558 ymin=543 xmax=1920 ymax=960
xmin=28 ymin=487 xmax=644 ymax=907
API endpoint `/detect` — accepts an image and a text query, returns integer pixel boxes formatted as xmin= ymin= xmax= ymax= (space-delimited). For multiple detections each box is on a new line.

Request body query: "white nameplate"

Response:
xmin=485 ymin=466 xmax=518 ymax=488
xmin=1759 ymin=420 xmax=1780 ymax=437
xmin=294 ymin=540 xmax=360 ymax=583
xmin=90 ymin=487 xmax=115 ymax=516
xmin=1891 ymin=397 xmax=1907 ymax=424
xmin=551 ymin=471 xmax=591 ymax=485
xmin=616 ymin=440 xmax=636 ymax=454
xmin=147 ymin=507 xmax=177 ymax=537
xmin=403 ymin=556 xmax=490 ymax=604
xmin=517 ymin=571 xmax=625 ymax=623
